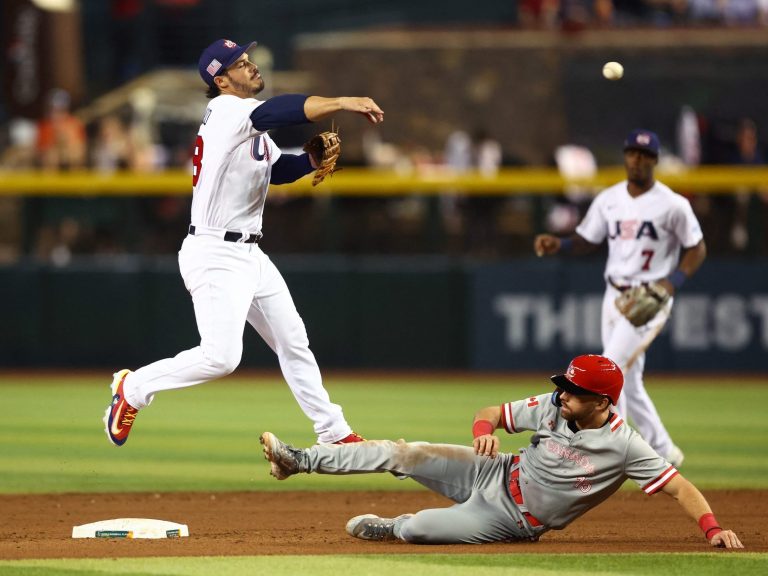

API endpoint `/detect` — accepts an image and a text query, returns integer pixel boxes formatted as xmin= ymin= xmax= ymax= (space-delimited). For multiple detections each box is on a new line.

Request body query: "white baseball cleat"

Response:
xmin=345 ymin=513 xmax=412 ymax=541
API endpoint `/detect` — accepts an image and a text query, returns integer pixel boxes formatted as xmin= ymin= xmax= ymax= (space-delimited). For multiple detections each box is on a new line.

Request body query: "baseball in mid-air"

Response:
xmin=602 ymin=61 xmax=624 ymax=81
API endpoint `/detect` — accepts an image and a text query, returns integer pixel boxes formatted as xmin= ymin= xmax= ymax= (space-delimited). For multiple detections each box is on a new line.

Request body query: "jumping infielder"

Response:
xmin=260 ymin=355 xmax=742 ymax=548
xmin=105 ymin=39 xmax=384 ymax=446
xmin=533 ymin=130 xmax=707 ymax=466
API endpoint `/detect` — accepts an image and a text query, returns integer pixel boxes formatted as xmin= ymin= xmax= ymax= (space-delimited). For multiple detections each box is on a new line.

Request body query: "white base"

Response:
xmin=72 ymin=518 xmax=189 ymax=539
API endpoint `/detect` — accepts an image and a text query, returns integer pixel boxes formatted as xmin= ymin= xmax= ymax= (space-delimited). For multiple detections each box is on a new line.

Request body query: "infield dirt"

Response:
xmin=1 ymin=490 xmax=765 ymax=558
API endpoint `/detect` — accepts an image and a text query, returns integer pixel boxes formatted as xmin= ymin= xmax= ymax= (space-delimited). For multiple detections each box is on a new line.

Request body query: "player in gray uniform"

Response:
xmin=260 ymin=355 xmax=743 ymax=548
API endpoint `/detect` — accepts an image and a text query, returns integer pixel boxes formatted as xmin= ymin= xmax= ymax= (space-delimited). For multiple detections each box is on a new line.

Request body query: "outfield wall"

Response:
xmin=2 ymin=258 xmax=767 ymax=372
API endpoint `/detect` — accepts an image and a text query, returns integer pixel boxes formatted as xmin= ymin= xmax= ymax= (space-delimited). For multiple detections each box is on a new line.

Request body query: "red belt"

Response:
xmin=510 ymin=456 xmax=542 ymax=527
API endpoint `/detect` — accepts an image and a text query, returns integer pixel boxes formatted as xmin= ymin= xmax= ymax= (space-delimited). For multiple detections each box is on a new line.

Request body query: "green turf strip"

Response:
xmin=0 ymin=553 xmax=767 ymax=576
xmin=1 ymin=376 xmax=767 ymax=493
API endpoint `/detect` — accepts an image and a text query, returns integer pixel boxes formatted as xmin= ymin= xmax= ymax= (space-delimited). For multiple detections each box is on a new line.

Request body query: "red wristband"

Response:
xmin=472 ymin=420 xmax=494 ymax=438
xmin=698 ymin=513 xmax=722 ymax=539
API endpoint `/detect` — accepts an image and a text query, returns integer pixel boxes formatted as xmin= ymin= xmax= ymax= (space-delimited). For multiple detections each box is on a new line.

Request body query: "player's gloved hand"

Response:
xmin=710 ymin=530 xmax=745 ymax=549
xmin=473 ymin=434 xmax=500 ymax=459
xmin=614 ymin=281 xmax=670 ymax=327
xmin=303 ymin=130 xmax=341 ymax=186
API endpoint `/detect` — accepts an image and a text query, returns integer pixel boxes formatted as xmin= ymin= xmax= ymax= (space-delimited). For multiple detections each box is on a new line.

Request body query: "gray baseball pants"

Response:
xmin=306 ymin=439 xmax=546 ymax=544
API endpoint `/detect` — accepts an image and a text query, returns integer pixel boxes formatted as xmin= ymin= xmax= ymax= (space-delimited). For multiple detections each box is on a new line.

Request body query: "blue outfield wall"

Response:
xmin=0 ymin=256 xmax=469 ymax=370
xmin=471 ymin=259 xmax=768 ymax=372
xmin=1 ymin=257 xmax=766 ymax=372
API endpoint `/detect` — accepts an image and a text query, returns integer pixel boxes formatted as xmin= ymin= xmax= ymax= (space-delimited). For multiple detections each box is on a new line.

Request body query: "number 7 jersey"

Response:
xmin=576 ymin=180 xmax=703 ymax=284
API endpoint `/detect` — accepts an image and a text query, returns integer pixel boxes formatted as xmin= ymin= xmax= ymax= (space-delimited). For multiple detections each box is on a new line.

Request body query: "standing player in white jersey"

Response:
xmin=104 ymin=38 xmax=385 ymax=447
xmin=533 ymin=130 xmax=707 ymax=466
xmin=260 ymin=355 xmax=742 ymax=548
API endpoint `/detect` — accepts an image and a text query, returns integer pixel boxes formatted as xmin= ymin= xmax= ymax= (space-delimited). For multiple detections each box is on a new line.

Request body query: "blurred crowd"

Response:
xmin=1 ymin=88 xmax=184 ymax=173
xmin=357 ymin=111 xmax=768 ymax=259
xmin=1 ymin=0 xmax=768 ymax=264
xmin=0 ymin=87 xmax=766 ymax=264
xmin=520 ymin=0 xmax=768 ymax=28
xmin=0 ymin=87 xmax=194 ymax=264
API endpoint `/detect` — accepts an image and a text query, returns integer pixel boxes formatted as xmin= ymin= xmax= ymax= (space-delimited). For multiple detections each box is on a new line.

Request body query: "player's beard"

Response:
xmin=228 ymin=75 xmax=264 ymax=98
xmin=560 ymin=406 xmax=577 ymax=421
xmin=559 ymin=400 xmax=593 ymax=422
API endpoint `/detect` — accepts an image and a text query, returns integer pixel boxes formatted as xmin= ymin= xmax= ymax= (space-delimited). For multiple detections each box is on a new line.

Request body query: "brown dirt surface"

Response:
xmin=1 ymin=490 xmax=765 ymax=559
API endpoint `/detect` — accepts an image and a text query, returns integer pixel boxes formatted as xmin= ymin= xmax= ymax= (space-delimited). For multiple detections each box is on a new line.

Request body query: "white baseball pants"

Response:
xmin=122 ymin=233 xmax=352 ymax=443
xmin=601 ymin=284 xmax=675 ymax=458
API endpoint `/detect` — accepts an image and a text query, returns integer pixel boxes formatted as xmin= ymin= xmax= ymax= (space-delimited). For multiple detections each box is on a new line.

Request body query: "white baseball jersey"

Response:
xmin=191 ymin=94 xmax=282 ymax=233
xmin=502 ymin=393 xmax=677 ymax=529
xmin=576 ymin=181 xmax=703 ymax=284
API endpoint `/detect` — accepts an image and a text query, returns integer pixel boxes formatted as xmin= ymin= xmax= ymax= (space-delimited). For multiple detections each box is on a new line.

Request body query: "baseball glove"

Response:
xmin=303 ymin=130 xmax=341 ymax=186
xmin=614 ymin=282 xmax=670 ymax=327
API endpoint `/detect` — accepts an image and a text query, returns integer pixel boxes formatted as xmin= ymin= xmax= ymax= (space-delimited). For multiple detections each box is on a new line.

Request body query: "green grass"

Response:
xmin=1 ymin=553 xmax=766 ymax=576
xmin=1 ymin=374 xmax=768 ymax=493
xmin=1 ymin=374 xmax=766 ymax=574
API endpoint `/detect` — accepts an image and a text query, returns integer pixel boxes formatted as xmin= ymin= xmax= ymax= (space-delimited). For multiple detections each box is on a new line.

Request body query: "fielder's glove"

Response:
xmin=303 ymin=130 xmax=341 ymax=186
xmin=614 ymin=282 xmax=670 ymax=327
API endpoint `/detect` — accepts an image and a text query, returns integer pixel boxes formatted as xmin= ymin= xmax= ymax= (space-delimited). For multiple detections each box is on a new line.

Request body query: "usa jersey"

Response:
xmin=501 ymin=393 xmax=677 ymax=530
xmin=576 ymin=181 xmax=703 ymax=284
xmin=191 ymin=94 xmax=282 ymax=233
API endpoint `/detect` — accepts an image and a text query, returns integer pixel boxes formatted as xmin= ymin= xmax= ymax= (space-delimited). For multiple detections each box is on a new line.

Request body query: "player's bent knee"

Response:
xmin=213 ymin=356 xmax=240 ymax=376
xmin=205 ymin=349 xmax=242 ymax=377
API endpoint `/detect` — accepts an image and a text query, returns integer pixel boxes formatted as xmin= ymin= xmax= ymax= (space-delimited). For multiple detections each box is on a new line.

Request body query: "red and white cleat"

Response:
xmin=103 ymin=369 xmax=139 ymax=446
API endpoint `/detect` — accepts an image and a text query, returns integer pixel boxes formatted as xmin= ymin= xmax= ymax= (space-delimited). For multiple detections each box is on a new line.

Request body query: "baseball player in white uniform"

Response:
xmin=260 ymin=355 xmax=742 ymax=548
xmin=104 ymin=38 xmax=385 ymax=447
xmin=533 ymin=130 xmax=707 ymax=467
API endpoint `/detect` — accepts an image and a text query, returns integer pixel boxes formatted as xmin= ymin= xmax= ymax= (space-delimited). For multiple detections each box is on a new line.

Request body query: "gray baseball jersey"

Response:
xmin=302 ymin=392 xmax=678 ymax=544
xmin=501 ymin=393 xmax=676 ymax=530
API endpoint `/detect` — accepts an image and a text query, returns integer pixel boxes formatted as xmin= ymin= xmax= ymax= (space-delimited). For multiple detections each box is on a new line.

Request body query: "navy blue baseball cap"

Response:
xmin=198 ymin=39 xmax=257 ymax=87
xmin=623 ymin=129 xmax=660 ymax=157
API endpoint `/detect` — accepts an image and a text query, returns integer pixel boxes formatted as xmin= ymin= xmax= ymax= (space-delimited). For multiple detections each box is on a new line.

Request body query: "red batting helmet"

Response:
xmin=550 ymin=354 xmax=623 ymax=405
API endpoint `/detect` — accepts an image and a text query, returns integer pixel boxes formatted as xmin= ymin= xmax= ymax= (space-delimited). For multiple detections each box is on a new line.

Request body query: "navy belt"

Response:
xmin=608 ymin=278 xmax=630 ymax=292
xmin=188 ymin=225 xmax=260 ymax=244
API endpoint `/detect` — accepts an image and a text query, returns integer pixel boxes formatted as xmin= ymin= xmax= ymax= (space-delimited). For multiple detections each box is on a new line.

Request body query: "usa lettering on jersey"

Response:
xmin=608 ymin=220 xmax=659 ymax=240
xmin=250 ymin=135 xmax=271 ymax=162
xmin=576 ymin=181 xmax=704 ymax=281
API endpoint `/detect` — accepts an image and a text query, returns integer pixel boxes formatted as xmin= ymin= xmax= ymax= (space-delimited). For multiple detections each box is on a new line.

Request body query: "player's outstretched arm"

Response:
xmin=472 ymin=406 xmax=502 ymax=459
xmin=533 ymin=233 xmax=596 ymax=257
xmin=661 ymin=475 xmax=744 ymax=549
xmin=304 ymin=96 xmax=384 ymax=124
